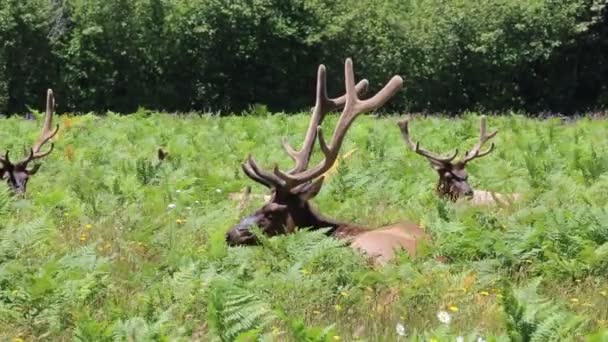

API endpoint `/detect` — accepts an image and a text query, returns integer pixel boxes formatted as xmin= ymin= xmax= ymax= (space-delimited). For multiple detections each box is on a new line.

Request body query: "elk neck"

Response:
xmin=296 ymin=200 xmax=368 ymax=238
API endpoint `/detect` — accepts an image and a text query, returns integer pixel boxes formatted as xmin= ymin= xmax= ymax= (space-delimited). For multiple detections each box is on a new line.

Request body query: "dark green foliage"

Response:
xmin=1 ymin=0 xmax=608 ymax=114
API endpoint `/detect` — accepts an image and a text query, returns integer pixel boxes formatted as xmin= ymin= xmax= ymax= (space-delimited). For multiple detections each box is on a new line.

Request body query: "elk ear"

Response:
xmin=295 ymin=176 xmax=325 ymax=201
xmin=27 ymin=163 xmax=42 ymax=175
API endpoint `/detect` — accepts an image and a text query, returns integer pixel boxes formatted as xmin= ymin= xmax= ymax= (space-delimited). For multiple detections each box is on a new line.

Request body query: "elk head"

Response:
xmin=226 ymin=58 xmax=403 ymax=246
xmin=0 ymin=89 xmax=59 ymax=195
xmin=398 ymin=116 xmax=497 ymax=201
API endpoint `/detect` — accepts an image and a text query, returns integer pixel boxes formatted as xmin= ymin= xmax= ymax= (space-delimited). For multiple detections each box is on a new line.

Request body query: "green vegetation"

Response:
xmin=1 ymin=111 xmax=607 ymax=341
xmin=1 ymin=0 xmax=607 ymax=114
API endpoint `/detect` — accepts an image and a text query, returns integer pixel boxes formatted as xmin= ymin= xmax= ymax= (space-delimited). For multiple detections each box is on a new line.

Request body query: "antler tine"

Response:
xmin=19 ymin=89 xmax=59 ymax=165
xmin=274 ymin=58 xmax=403 ymax=185
xmin=397 ymin=117 xmax=459 ymax=163
xmin=0 ymin=151 xmax=10 ymax=166
xmin=281 ymin=64 xmax=369 ymax=174
xmin=462 ymin=115 xmax=498 ymax=164
xmin=241 ymin=155 xmax=287 ymax=188
xmin=247 ymin=62 xmax=369 ymax=189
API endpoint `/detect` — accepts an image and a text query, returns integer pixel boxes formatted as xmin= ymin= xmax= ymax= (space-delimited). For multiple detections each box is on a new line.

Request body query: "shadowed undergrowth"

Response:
xmin=0 ymin=111 xmax=607 ymax=341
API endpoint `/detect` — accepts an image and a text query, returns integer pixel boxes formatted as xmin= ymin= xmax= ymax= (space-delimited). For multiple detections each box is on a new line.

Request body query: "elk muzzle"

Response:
xmin=226 ymin=215 xmax=261 ymax=246
xmin=450 ymin=179 xmax=474 ymax=198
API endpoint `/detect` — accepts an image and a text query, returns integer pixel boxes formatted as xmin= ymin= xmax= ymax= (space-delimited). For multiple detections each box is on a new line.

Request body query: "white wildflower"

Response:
xmin=167 ymin=203 xmax=176 ymax=209
xmin=195 ymin=200 xmax=200 ymax=204
xmin=456 ymin=337 xmax=464 ymax=342
xmin=476 ymin=337 xmax=485 ymax=342
xmin=395 ymin=323 xmax=405 ymax=336
xmin=437 ymin=310 xmax=451 ymax=324
xmin=176 ymin=189 xmax=181 ymax=193
xmin=215 ymin=188 xmax=222 ymax=193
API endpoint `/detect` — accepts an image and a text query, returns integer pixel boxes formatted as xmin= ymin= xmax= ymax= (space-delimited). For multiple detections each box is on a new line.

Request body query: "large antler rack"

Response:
xmin=243 ymin=58 xmax=403 ymax=191
xmin=397 ymin=115 xmax=497 ymax=165
xmin=1 ymin=89 xmax=59 ymax=170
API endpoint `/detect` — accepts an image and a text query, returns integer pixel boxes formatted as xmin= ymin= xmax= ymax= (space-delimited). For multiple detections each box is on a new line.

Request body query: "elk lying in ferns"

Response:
xmin=225 ymin=58 xmax=432 ymax=265
xmin=398 ymin=116 xmax=522 ymax=206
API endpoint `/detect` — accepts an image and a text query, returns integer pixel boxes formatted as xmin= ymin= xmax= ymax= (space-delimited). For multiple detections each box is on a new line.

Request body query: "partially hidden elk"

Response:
xmin=0 ymin=89 xmax=59 ymax=195
xmin=225 ymin=58 xmax=430 ymax=265
xmin=398 ymin=116 xmax=521 ymax=205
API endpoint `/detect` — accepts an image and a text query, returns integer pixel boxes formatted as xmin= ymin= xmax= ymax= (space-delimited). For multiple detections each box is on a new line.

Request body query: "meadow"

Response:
xmin=1 ymin=109 xmax=608 ymax=341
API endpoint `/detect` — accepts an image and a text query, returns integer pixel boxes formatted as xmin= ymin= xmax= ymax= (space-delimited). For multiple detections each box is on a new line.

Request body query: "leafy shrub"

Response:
xmin=1 ymin=0 xmax=607 ymax=114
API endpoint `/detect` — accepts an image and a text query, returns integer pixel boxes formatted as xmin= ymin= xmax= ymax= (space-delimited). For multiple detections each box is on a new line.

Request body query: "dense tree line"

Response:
xmin=0 ymin=0 xmax=607 ymax=115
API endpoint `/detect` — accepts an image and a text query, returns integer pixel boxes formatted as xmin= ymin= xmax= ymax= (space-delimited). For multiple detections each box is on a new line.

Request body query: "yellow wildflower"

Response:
xmin=12 ymin=338 xmax=24 ymax=342
xmin=340 ymin=291 xmax=349 ymax=297
xmin=312 ymin=310 xmax=320 ymax=316
xmin=334 ymin=304 xmax=342 ymax=312
xmin=480 ymin=291 xmax=490 ymax=296
xmin=85 ymin=224 xmax=93 ymax=229
xmin=430 ymin=338 xmax=439 ymax=342
xmin=333 ymin=336 xmax=341 ymax=341
xmin=570 ymin=298 xmax=579 ymax=304
xmin=600 ymin=291 xmax=607 ymax=297
xmin=449 ymin=305 xmax=459 ymax=312
xmin=79 ymin=233 xmax=88 ymax=241
xmin=175 ymin=218 xmax=186 ymax=224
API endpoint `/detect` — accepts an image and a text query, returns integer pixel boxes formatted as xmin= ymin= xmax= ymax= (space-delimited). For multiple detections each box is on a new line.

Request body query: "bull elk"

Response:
xmin=398 ymin=116 xmax=521 ymax=205
xmin=0 ymin=89 xmax=59 ymax=194
xmin=225 ymin=58 xmax=430 ymax=265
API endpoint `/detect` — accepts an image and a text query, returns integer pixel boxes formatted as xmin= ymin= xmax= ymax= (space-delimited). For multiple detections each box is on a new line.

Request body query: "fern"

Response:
xmin=0 ymin=187 xmax=10 ymax=224
xmin=0 ymin=217 xmax=51 ymax=262
xmin=208 ymin=278 xmax=275 ymax=342
xmin=502 ymin=280 xmax=584 ymax=342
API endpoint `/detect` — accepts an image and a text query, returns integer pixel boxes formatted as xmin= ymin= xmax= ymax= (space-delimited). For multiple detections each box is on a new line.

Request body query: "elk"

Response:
xmin=225 ymin=58 xmax=430 ymax=265
xmin=398 ymin=116 xmax=521 ymax=205
xmin=0 ymin=89 xmax=59 ymax=195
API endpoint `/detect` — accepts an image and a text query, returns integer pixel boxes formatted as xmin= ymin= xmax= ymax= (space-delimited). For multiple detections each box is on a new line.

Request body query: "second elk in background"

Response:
xmin=398 ymin=116 xmax=522 ymax=206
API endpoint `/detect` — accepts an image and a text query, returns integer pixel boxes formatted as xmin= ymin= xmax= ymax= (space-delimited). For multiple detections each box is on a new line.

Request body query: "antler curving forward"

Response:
xmin=17 ymin=89 xmax=60 ymax=166
xmin=398 ymin=118 xmax=459 ymax=164
xmin=461 ymin=116 xmax=498 ymax=164
xmin=243 ymin=58 xmax=403 ymax=191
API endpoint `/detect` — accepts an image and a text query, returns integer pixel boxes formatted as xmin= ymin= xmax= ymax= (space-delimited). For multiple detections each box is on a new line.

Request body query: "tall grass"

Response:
xmin=0 ymin=111 xmax=607 ymax=341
